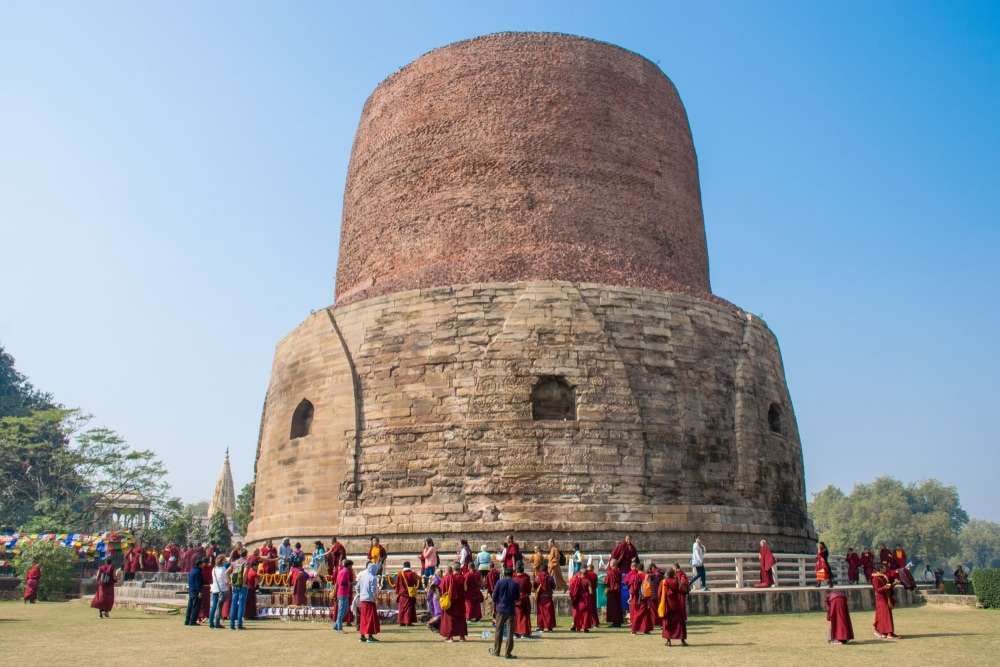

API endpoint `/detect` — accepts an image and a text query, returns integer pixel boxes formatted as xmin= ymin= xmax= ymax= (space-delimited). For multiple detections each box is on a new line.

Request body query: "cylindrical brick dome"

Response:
xmin=334 ymin=32 xmax=711 ymax=305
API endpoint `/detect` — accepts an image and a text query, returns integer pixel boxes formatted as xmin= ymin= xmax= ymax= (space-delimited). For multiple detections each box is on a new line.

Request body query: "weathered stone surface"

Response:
xmin=247 ymin=283 xmax=812 ymax=552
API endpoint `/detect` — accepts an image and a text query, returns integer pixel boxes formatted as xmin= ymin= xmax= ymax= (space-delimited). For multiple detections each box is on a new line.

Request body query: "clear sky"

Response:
xmin=2 ymin=1 xmax=997 ymax=520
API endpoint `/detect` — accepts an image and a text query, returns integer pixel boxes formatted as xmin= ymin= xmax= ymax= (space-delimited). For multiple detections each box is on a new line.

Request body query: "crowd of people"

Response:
xmin=22 ymin=531 xmax=966 ymax=653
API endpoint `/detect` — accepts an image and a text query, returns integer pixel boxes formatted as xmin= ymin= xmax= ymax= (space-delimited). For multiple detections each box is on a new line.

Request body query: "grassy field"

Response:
xmin=2 ymin=600 xmax=997 ymax=666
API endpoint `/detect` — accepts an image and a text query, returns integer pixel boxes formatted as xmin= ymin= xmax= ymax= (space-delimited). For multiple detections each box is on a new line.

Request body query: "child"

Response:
xmin=825 ymin=590 xmax=854 ymax=644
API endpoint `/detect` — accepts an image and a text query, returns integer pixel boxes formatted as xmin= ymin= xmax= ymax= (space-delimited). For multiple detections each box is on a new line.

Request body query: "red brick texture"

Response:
xmin=334 ymin=32 xmax=712 ymax=305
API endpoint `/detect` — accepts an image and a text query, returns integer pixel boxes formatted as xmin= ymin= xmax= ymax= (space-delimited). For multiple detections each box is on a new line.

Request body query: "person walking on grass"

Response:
xmin=23 ymin=559 xmax=41 ymax=604
xmin=91 ymin=557 xmax=116 ymax=618
xmin=490 ymin=568 xmax=520 ymax=659
xmin=357 ymin=562 xmax=381 ymax=643
xmin=227 ymin=549 xmax=248 ymax=630
xmin=690 ymin=537 xmax=709 ymax=591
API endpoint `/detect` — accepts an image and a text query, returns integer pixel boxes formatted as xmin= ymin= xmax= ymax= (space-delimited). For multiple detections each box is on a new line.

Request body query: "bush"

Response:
xmin=14 ymin=541 xmax=76 ymax=601
xmin=970 ymin=568 xmax=1000 ymax=608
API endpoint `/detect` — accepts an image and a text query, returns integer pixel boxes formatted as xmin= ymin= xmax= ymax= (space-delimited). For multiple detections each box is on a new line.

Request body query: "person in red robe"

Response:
xmin=139 ymin=548 xmax=155 ymax=572
xmin=485 ymin=561 xmax=500 ymax=621
xmin=290 ymin=563 xmax=309 ymax=606
xmin=611 ymin=535 xmax=639 ymax=571
xmin=872 ymin=565 xmax=900 ymax=639
xmin=503 ymin=535 xmax=521 ymax=571
xmin=604 ymin=558 xmax=624 ymax=627
xmin=162 ymin=542 xmax=180 ymax=572
xmin=439 ymin=565 xmax=468 ymax=641
xmin=198 ymin=559 xmax=213 ymax=622
xmin=816 ymin=542 xmax=833 ymax=588
xmin=755 ymin=539 xmax=777 ymax=588
xmin=878 ymin=544 xmax=893 ymax=568
xmin=860 ymin=548 xmax=875 ymax=582
xmin=568 ymin=568 xmax=593 ymax=632
xmin=464 ymin=565 xmax=484 ymax=622
xmin=534 ymin=563 xmax=556 ymax=631
xmin=123 ymin=545 xmax=141 ymax=581
xmin=659 ymin=568 xmax=688 ymax=646
xmin=325 ymin=536 xmax=346 ymax=577
xmin=512 ymin=562 xmax=533 ymax=637
xmin=91 ymin=557 xmax=116 ymax=617
xmin=646 ymin=563 xmax=663 ymax=624
xmin=23 ymin=561 xmax=41 ymax=603
xmin=626 ymin=560 xmax=654 ymax=634
xmin=584 ymin=563 xmax=600 ymax=627
xmin=392 ymin=562 xmax=420 ymax=626
xmin=893 ymin=545 xmax=908 ymax=569
xmin=825 ymin=590 xmax=854 ymax=643
xmin=243 ymin=562 xmax=258 ymax=620
xmin=260 ymin=540 xmax=277 ymax=575
xmin=845 ymin=548 xmax=861 ymax=584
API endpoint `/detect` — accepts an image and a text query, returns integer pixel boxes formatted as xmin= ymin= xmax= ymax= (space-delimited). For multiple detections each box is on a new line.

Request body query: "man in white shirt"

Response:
xmin=690 ymin=537 xmax=708 ymax=591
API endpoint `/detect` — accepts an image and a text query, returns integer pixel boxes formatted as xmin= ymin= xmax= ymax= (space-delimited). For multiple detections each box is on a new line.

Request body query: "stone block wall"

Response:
xmin=247 ymin=281 xmax=813 ymax=553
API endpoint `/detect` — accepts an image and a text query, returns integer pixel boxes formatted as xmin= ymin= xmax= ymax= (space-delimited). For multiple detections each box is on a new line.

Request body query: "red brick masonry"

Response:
xmin=335 ymin=32 xmax=712 ymax=305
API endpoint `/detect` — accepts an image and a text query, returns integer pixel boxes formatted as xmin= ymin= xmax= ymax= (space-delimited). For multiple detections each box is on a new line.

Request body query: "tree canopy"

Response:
xmin=810 ymin=477 xmax=970 ymax=567
xmin=234 ymin=482 xmax=254 ymax=536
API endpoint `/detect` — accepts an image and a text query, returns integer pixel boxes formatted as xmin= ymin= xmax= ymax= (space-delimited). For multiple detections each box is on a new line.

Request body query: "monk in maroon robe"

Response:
xmin=198 ymin=560 xmax=212 ymax=622
xmin=673 ymin=561 xmax=691 ymax=629
xmin=626 ymin=561 xmax=654 ymax=634
xmin=142 ymin=549 xmax=158 ymax=572
xmin=872 ymin=566 xmax=899 ymax=639
xmin=123 ymin=545 xmax=141 ymax=581
xmin=568 ymin=569 xmax=593 ymax=631
xmin=91 ymin=558 xmax=116 ymax=617
xmin=325 ymin=537 xmax=346 ymax=577
xmin=611 ymin=535 xmax=639 ymax=571
xmin=503 ymin=535 xmax=521 ymax=571
xmin=816 ymin=542 xmax=833 ymax=587
xmin=584 ymin=563 xmax=600 ymax=627
xmin=485 ymin=561 xmax=500 ymax=620
xmin=260 ymin=540 xmax=277 ymax=575
xmin=846 ymin=548 xmax=861 ymax=584
xmin=659 ymin=568 xmax=687 ymax=646
xmin=860 ymin=548 xmax=875 ymax=582
xmin=464 ymin=565 xmax=484 ymax=622
xmin=878 ymin=544 xmax=893 ymax=568
xmin=756 ymin=539 xmax=777 ymax=587
xmin=534 ymin=564 xmax=556 ymax=631
xmin=23 ymin=562 xmax=41 ymax=603
xmin=243 ymin=563 xmax=258 ymax=620
xmin=825 ymin=590 xmax=854 ymax=643
xmin=604 ymin=559 xmax=624 ymax=626
xmin=513 ymin=563 xmax=533 ymax=637
xmin=439 ymin=566 xmax=468 ymax=641
xmin=646 ymin=564 xmax=664 ymax=624
xmin=290 ymin=564 xmax=309 ymax=606
xmin=393 ymin=563 xmax=420 ymax=626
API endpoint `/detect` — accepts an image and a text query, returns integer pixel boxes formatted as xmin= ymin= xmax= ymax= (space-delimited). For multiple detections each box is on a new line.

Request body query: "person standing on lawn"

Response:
xmin=184 ymin=557 xmax=204 ymax=625
xmin=825 ymin=589 xmax=854 ymax=644
xmin=872 ymin=564 xmax=901 ymax=640
xmin=604 ymin=558 xmax=624 ymax=627
xmin=512 ymin=561 xmax=533 ymax=638
xmin=209 ymin=555 xmax=229 ymax=629
xmin=489 ymin=568 xmax=520 ymax=659
xmin=23 ymin=559 xmax=41 ymax=604
xmin=534 ymin=562 xmax=556 ymax=632
xmin=357 ymin=562 xmax=381 ymax=643
xmin=91 ymin=557 xmax=116 ymax=618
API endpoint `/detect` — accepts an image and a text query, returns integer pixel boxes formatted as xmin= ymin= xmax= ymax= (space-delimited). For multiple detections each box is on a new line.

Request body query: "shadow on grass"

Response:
xmin=901 ymin=632 xmax=984 ymax=639
xmin=680 ymin=642 xmax=756 ymax=648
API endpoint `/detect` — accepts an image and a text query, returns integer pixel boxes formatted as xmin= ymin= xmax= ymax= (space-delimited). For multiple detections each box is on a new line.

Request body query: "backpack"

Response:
xmin=229 ymin=563 xmax=245 ymax=587
xmin=641 ymin=577 xmax=653 ymax=599
xmin=558 ymin=550 xmax=566 ymax=566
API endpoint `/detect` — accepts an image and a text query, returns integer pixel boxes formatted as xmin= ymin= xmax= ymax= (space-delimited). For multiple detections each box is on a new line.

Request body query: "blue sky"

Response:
xmin=2 ymin=1 xmax=997 ymax=521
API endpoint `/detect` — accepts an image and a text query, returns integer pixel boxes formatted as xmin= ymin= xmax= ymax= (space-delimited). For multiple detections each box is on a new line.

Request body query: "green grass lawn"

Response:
xmin=2 ymin=600 xmax=998 ymax=666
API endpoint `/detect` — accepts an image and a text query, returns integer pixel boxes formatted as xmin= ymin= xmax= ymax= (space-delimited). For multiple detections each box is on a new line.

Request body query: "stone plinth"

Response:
xmin=247 ymin=282 xmax=812 ymax=553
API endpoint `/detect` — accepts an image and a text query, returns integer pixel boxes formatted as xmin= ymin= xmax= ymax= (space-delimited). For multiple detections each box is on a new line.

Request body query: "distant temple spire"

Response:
xmin=208 ymin=448 xmax=236 ymax=527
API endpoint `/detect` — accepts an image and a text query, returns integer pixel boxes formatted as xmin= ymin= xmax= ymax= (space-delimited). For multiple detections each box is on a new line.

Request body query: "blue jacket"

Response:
xmin=187 ymin=566 xmax=203 ymax=594
xmin=492 ymin=577 xmax=520 ymax=615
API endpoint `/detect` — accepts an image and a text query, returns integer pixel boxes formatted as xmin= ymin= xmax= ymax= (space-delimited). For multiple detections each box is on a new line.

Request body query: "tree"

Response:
xmin=959 ymin=520 xmax=1000 ymax=569
xmin=0 ymin=409 xmax=87 ymax=529
xmin=809 ymin=476 xmax=969 ymax=567
xmin=0 ymin=344 xmax=54 ymax=418
xmin=208 ymin=510 xmax=232 ymax=551
xmin=14 ymin=540 xmax=76 ymax=601
xmin=233 ymin=482 xmax=254 ymax=535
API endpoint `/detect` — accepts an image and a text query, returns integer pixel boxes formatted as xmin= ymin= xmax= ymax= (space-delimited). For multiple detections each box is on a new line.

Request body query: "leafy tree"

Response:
xmin=15 ymin=539 xmax=76 ymax=601
xmin=0 ymin=344 xmax=54 ymax=417
xmin=0 ymin=409 xmax=87 ymax=529
xmin=959 ymin=520 xmax=1000 ymax=569
xmin=208 ymin=510 xmax=232 ymax=551
xmin=158 ymin=498 xmax=191 ymax=545
xmin=233 ymin=482 xmax=254 ymax=535
xmin=809 ymin=476 xmax=969 ymax=567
